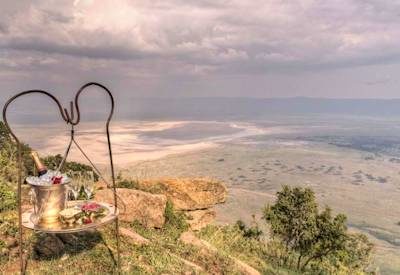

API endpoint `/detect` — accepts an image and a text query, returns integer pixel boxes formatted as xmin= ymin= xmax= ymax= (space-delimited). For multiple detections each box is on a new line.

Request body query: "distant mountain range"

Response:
xmin=4 ymin=97 xmax=400 ymax=124
xmin=115 ymin=97 xmax=400 ymax=120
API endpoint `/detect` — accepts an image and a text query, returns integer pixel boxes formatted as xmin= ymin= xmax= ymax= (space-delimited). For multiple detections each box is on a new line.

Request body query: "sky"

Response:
xmin=1 ymin=0 xmax=400 ymax=101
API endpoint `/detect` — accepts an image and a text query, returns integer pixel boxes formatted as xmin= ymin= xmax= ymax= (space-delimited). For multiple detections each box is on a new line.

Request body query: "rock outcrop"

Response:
xmin=136 ymin=178 xmax=227 ymax=230
xmin=138 ymin=178 xmax=227 ymax=210
xmin=130 ymin=178 xmax=227 ymax=230
xmin=95 ymin=178 xmax=226 ymax=230
xmin=95 ymin=188 xmax=167 ymax=228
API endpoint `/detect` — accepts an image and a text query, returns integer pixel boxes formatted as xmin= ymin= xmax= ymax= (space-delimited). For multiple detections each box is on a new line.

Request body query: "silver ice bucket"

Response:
xmin=26 ymin=177 xmax=71 ymax=226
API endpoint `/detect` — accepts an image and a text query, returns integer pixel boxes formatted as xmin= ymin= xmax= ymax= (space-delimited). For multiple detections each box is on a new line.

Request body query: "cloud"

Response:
xmin=1 ymin=0 xmax=400 ymax=98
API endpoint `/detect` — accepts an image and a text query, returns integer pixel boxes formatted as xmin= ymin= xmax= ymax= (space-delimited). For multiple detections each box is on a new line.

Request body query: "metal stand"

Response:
xmin=2 ymin=82 xmax=121 ymax=274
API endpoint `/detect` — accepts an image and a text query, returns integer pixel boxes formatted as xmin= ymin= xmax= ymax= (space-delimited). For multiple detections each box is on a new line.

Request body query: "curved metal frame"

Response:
xmin=2 ymin=82 xmax=120 ymax=274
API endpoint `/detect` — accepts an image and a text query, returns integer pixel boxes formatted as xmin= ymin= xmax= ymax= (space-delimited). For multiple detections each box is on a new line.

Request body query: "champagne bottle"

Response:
xmin=30 ymin=151 xmax=48 ymax=176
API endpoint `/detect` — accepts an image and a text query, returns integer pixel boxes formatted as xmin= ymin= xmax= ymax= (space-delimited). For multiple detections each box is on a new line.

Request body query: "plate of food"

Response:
xmin=22 ymin=201 xmax=118 ymax=233
xmin=60 ymin=202 xmax=108 ymax=226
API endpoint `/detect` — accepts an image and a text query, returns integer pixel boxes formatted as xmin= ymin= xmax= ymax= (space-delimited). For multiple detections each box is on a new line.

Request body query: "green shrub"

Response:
xmin=0 ymin=121 xmax=34 ymax=182
xmin=164 ymin=200 xmax=188 ymax=237
xmin=0 ymin=211 xmax=18 ymax=237
xmin=116 ymin=179 xmax=140 ymax=189
xmin=0 ymin=182 xmax=16 ymax=212
xmin=235 ymin=218 xmax=263 ymax=240
xmin=1 ymin=122 xmax=99 ymax=182
xmin=199 ymin=224 xmax=269 ymax=272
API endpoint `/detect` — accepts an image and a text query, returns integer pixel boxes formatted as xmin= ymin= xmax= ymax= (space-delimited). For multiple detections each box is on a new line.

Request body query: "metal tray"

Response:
xmin=22 ymin=201 xmax=119 ymax=233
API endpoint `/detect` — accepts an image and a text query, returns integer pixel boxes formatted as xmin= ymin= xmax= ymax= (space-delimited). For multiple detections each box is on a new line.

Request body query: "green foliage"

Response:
xmin=235 ymin=218 xmax=263 ymax=240
xmin=136 ymin=180 xmax=168 ymax=194
xmin=0 ymin=211 xmax=18 ymax=237
xmin=199 ymin=224 xmax=270 ymax=272
xmin=0 ymin=121 xmax=99 ymax=183
xmin=263 ymin=185 xmax=318 ymax=258
xmin=324 ymin=233 xmax=374 ymax=273
xmin=263 ymin=185 xmax=373 ymax=273
xmin=43 ymin=154 xmax=99 ymax=181
xmin=164 ymin=200 xmax=188 ymax=237
xmin=0 ymin=121 xmax=11 ymax=145
xmin=116 ymin=178 xmax=140 ymax=189
xmin=0 ymin=182 xmax=16 ymax=212
xmin=305 ymin=207 xmax=348 ymax=270
xmin=0 ymin=121 xmax=35 ymax=182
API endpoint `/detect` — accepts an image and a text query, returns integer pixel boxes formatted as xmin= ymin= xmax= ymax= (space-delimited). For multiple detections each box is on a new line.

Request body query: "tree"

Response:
xmin=300 ymin=207 xmax=347 ymax=270
xmin=263 ymin=185 xmax=373 ymax=272
xmin=332 ymin=233 xmax=374 ymax=272
xmin=263 ymin=185 xmax=318 ymax=267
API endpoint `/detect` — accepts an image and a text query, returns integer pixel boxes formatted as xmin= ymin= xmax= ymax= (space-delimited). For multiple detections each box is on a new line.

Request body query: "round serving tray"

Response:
xmin=22 ymin=201 xmax=119 ymax=234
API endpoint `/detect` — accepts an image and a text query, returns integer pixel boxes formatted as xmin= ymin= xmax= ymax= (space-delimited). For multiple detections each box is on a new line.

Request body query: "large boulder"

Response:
xmin=138 ymin=178 xmax=227 ymax=210
xmin=95 ymin=188 xmax=167 ymax=228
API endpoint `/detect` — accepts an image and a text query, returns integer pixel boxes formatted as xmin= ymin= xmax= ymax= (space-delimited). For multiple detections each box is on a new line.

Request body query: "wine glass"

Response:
xmin=83 ymin=171 xmax=95 ymax=201
xmin=68 ymin=171 xmax=82 ymax=201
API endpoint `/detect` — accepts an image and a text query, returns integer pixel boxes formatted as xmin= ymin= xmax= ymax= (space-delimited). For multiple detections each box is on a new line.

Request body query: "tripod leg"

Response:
xmin=17 ymin=144 xmax=25 ymax=274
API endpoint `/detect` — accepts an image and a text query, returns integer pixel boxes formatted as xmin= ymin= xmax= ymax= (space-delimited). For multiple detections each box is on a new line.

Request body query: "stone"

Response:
xmin=186 ymin=209 xmax=216 ymax=231
xmin=34 ymin=234 xmax=64 ymax=257
xmin=119 ymin=227 xmax=149 ymax=245
xmin=57 ymin=233 xmax=79 ymax=245
xmin=138 ymin=178 xmax=227 ymax=210
xmin=95 ymin=188 xmax=167 ymax=228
